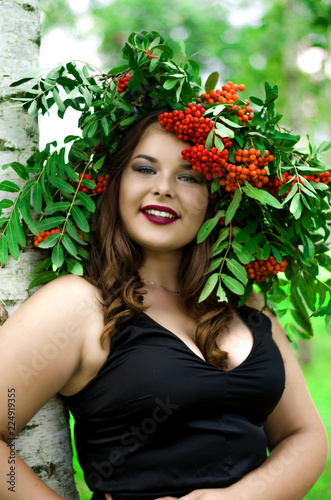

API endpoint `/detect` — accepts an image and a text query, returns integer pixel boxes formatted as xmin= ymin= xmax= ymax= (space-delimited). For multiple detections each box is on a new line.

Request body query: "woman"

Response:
xmin=0 ymin=108 xmax=328 ymax=500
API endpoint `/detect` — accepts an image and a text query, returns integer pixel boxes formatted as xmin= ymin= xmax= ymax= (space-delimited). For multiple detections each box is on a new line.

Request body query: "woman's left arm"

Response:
xmin=154 ymin=301 xmax=329 ymax=500
xmin=224 ymin=306 xmax=329 ymax=500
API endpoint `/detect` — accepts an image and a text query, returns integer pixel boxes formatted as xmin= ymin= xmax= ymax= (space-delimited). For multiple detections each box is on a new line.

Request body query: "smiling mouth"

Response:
xmin=142 ymin=209 xmax=178 ymax=220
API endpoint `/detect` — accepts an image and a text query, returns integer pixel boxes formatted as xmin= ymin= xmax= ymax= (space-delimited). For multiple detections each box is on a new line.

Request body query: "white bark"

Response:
xmin=0 ymin=1 xmax=79 ymax=498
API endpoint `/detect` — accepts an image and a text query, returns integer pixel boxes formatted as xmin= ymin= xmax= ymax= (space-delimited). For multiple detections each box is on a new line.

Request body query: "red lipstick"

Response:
xmin=140 ymin=205 xmax=179 ymax=225
xmin=141 ymin=205 xmax=179 ymax=217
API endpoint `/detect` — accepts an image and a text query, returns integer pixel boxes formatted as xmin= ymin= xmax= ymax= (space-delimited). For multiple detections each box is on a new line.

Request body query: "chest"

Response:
xmin=60 ymin=304 xmax=253 ymax=396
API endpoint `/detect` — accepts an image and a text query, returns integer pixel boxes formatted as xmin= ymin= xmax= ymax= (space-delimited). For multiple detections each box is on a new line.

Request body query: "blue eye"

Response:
xmin=180 ymin=175 xmax=199 ymax=183
xmin=136 ymin=166 xmax=155 ymax=174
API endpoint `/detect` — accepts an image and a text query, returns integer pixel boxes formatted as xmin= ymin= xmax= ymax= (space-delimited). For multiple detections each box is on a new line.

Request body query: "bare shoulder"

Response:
xmin=0 ymin=274 xmax=103 ymax=440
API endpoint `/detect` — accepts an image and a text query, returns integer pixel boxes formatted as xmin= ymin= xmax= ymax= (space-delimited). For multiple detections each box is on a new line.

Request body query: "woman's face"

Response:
xmin=119 ymin=123 xmax=209 ymax=255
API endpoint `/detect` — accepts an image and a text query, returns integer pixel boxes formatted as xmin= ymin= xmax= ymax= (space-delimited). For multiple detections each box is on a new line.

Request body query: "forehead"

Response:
xmin=132 ymin=123 xmax=191 ymax=161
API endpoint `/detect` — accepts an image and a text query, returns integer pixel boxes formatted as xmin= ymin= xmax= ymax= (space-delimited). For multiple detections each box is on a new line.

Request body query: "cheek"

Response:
xmin=186 ymin=188 xmax=209 ymax=225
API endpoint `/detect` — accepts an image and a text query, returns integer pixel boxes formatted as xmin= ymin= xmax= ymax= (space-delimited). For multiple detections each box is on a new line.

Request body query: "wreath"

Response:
xmin=1 ymin=31 xmax=330 ymax=338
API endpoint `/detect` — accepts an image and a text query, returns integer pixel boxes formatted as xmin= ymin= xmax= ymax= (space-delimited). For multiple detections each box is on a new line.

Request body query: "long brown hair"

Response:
xmin=85 ymin=110 xmax=235 ymax=369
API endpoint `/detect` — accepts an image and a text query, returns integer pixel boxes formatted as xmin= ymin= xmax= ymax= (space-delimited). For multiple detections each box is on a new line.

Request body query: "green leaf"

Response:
xmin=7 ymin=220 xmax=20 ymax=260
xmin=226 ymin=259 xmax=248 ymax=284
xmin=198 ymin=273 xmax=219 ymax=302
xmin=215 ymin=122 xmax=234 ymax=138
xmin=278 ymin=179 xmax=294 ymax=196
xmin=51 ymin=244 xmax=64 ymax=269
xmin=32 ymin=183 xmax=42 ymax=213
xmin=77 ymin=245 xmax=89 ymax=260
xmin=0 ymin=199 xmax=14 ymax=210
xmin=205 ymin=130 xmax=214 ymax=151
xmin=52 ymin=88 xmax=66 ymax=112
xmin=10 ymin=76 xmax=35 ymax=87
xmin=62 ymin=233 xmax=79 ymax=259
xmin=205 ymin=71 xmax=219 ymax=92
xmin=71 ymin=206 xmax=90 ymax=232
xmin=216 ymin=282 xmax=228 ymax=302
xmin=27 ymin=100 xmax=37 ymax=116
xmin=19 ymin=202 xmax=38 ymax=234
xmin=44 ymin=201 xmax=70 ymax=215
xmin=0 ymin=235 xmax=8 ymax=265
xmin=93 ymin=155 xmax=106 ymax=171
xmin=210 ymin=240 xmax=228 ymax=257
xmin=271 ymin=246 xmax=283 ymax=263
xmin=206 ymin=256 xmax=224 ymax=273
xmin=101 ymin=116 xmax=110 ymax=136
xmin=220 ymin=274 xmax=245 ymax=295
xmin=66 ymin=219 xmax=87 ymax=245
xmin=241 ymin=232 xmax=262 ymax=252
xmin=289 ymin=192 xmax=301 ymax=215
xmin=35 ymin=216 xmax=65 ymax=231
xmin=232 ymin=241 xmax=252 ymax=264
xmin=81 ymin=86 xmax=93 ymax=106
xmin=214 ymin=135 xmax=224 ymax=152
xmin=218 ymin=116 xmax=243 ymax=129
xmin=310 ymin=181 xmax=329 ymax=191
xmin=66 ymin=257 xmax=84 ymax=276
xmin=242 ymin=181 xmax=266 ymax=203
xmin=163 ymin=78 xmax=180 ymax=90
xmin=120 ymin=116 xmax=139 ymax=127
xmin=212 ymin=104 xmax=226 ymax=116
xmin=283 ymin=183 xmax=298 ymax=204
xmin=211 ymin=225 xmax=230 ymax=251
xmin=76 ymin=191 xmax=96 ymax=212
xmin=48 ymin=175 xmax=75 ymax=194
xmin=249 ymin=96 xmax=264 ymax=106
xmin=30 ymin=257 xmax=52 ymax=276
xmin=3 ymin=162 xmax=29 ymax=180
xmin=87 ymin=121 xmax=98 ymax=138
xmin=234 ymin=220 xmax=258 ymax=242
xmin=11 ymin=207 xmax=25 ymax=246
xmin=262 ymin=242 xmax=271 ymax=259
xmin=38 ymin=232 xmax=61 ymax=248
xmin=28 ymin=271 xmax=57 ymax=290
xmin=225 ymin=188 xmax=242 ymax=225
xmin=0 ymin=180 xmax=20 ymax=193
xmin=259 ymin=190 xmax=283 ymax=209
xmin=0 ymin=217 xmax=9 ymax=227
xmin=290 ymin=308 xmax=313 ymax=337
xmin=197 ymin=211 xmax=224 ymax=243
xmin=64 ymin=134 xmax=80 ymax=144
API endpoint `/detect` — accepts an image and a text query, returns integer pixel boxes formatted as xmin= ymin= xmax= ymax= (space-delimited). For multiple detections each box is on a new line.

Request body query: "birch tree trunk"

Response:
xmin=0 ymin=1 xmax=79 ymax=498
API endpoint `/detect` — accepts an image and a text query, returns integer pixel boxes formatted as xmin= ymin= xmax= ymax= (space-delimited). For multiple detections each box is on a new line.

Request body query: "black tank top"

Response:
xmin=63 ymin=306 xmax=285 ymax=500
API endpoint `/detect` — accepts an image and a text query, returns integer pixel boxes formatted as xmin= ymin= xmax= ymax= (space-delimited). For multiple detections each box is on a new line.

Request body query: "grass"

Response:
xmin=69 ymin=317 xmax=331 ymax=499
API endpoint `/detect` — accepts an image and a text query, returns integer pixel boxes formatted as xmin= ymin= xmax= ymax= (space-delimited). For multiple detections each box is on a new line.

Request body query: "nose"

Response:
xmin=152 ymin=172 xmax=175 ymax=198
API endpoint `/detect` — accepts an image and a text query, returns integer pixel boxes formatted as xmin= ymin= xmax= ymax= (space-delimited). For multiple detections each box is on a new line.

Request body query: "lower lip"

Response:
xmin=141 ymin=211 xmax=179 ymax=225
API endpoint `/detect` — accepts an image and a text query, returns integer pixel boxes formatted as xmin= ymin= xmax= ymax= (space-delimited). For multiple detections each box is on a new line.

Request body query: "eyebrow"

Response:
xmin=133 ymin=154 xmax=193 ymax=169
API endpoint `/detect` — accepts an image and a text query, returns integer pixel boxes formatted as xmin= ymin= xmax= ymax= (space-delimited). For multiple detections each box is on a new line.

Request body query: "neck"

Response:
xmin=139 ymin=248 xmax=183 ymax=291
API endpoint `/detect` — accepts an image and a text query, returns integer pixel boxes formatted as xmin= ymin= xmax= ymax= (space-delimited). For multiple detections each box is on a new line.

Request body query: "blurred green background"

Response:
xmin=39 ymin=0 xmax=330 ymax=497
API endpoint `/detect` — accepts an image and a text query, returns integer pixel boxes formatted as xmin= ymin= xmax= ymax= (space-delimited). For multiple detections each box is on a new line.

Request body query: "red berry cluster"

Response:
xmin=200 ymin=82 xmax=246 ymax=105
xmin=182 ymin=145 xmax=230 ymax=180
xmin=235 ymin=148 xmax=274 ymax=167
xmin=91 ymin=174 xmax=110 ymax=194
xmin=266 ymin=171 xmax=330 ymax=198
xmin=234 ymin=101 xmax=254 ymax=123
xmin=218 ymin=148 xmax=272 ymax=192
xmin=34 ymin=229 xmax=61 ymax=247
xmin=72 ymin=173 xmax=109 ymax=195
xmin=158 ymin=103 xmax=213 ymax=144
xmin=200 ymin=82 xmax=253 ymax=123
xmin=244 ymin=255 xmax=288 ymax=282
xmin=117 ymin=74 xmax=131 ymax=93
xmin=145 ymin=48 xmax=158 ymax=59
